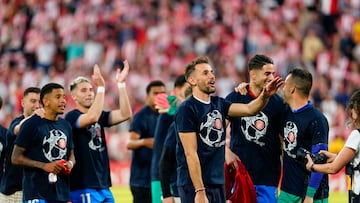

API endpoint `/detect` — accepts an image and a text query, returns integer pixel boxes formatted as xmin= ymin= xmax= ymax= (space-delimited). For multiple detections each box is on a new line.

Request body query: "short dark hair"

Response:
xmin=248 ymin=54 xmax=273 ymax=72
xmin=288 ymin=68 xmax=312 ymax=96
xmin=40 ymin=83 xmax=64 ymax=106
xmin=184 ymin=56 xmax=210 ymax=81
xmin=24 ymin=87 xmax=41 ymax=97
xmin=146 ymin=80 xmax=165 ymax=94
xmin=174 ymin=74 xmax=187 ymax=88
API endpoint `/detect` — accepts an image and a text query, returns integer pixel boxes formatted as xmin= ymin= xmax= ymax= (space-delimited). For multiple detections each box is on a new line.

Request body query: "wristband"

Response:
xmin=195 ymin=187 xmax=206 ymax=193
xmin=68 ymin=160 xmax=74 ymax=168
xmin=97 ymin=86 xmax=105 ymax=93
xmin=117 ymin=82 xmax=126 ymax=88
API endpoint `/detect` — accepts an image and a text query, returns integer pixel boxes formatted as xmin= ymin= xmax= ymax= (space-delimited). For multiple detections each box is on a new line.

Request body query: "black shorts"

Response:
xmin=349 ymin=190 xmax=360 ymax=203
xmin=130 ymin=186 xmax=151 ymax=203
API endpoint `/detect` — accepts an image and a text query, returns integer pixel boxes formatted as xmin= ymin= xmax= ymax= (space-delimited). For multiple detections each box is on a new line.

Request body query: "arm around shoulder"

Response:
xmin=228 ymin=94 xmax=268 ymax=117
xmin=228 ymin=77 xmax=283 ymax=117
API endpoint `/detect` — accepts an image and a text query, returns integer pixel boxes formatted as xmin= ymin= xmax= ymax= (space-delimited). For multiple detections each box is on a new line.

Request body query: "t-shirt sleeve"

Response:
xmin=223 ymin=98 xmax=232 ymax=118
xmin=129 ymin=111 xmax=145 ymax=135
xmin=175 ymin=104 xmax=196 ymax=133
xmin=309 ymin=115 xmax=329 ymax=145
xmin=64 ymin=120 xmax=75 ymax=151
xmin=7 ymin=117 xmax=21 ymax=137
xmin=345 ymin=130 xmax=360 ymax=150
xmin=0 ymin=126 xmax=7 ymax=152
xmin=224 ymin=92 xmax=236 ymax=121
xmin=307 ymin=114 xmax=329 ymax=194
xmin=65 ymin=110 xmax=82 ymax=128
xmin=14 ymin=116 xmax=37 ymax=148
xmin=98 ymin=111 xmax=111 ymax=128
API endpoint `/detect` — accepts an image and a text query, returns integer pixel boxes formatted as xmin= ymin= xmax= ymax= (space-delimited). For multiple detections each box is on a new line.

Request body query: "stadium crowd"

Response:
xmin=0 ymin=0 xmax=360 ymax=189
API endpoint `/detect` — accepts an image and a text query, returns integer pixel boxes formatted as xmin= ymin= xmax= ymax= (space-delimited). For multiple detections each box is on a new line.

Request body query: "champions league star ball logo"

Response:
xmin=241 ymin=112 xmax=268 ymax=146
xmin=88 ymin=123 xmax=105 ymax=151
xmin=283 ymin=121 xmax=298 ymax=158
xmin=43 ymin=129 xmax=67 ymax=161
xmin=199 ymin=110 xmax=225 ymax=147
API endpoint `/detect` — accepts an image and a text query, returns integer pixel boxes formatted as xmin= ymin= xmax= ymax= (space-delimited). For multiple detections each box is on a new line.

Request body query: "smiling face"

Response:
xmin=188 ymin=63 xmax=216 ymax=95
xmin=71 ymin=81 xmax=95 ymax=109
xmin=22 ymin=92 xmax=41 ymax=117
xmin=43 ymin=88 xmax=66 ymax=115
xmin=251 ymin=63 xmax=275 ymax=90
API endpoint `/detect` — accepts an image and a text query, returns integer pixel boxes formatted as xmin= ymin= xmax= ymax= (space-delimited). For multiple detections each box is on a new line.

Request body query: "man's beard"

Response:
xmin=203 ymin=87 xmax=215 ymax=94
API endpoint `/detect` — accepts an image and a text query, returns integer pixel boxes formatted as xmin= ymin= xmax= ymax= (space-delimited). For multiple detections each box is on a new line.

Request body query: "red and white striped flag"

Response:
xmin=321 ymin=0 xmax=339 ymax=15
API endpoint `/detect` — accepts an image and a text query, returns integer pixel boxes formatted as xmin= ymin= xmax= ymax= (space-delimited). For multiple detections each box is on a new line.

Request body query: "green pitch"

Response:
xmin=111 ymin=186 xmax=348 ymax=203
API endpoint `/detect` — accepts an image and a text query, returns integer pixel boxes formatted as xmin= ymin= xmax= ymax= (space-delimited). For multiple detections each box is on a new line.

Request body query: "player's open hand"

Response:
xmin=262 ymin=76 xmax=283 ymax=98
xmin=116 ymin=60 xmax=130 ymax=83
xmin=234 ymin=82 xmax=248 ymax=96
xmin=33 ymin=108 xmax=45 ymax=118
xmin=92 ymin=64 xmax=105 ymax=87
xmin=155 ymin=93 xmax=170 ymax=113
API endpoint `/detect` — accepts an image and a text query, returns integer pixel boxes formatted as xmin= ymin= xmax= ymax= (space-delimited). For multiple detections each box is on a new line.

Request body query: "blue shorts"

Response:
xmin=254 ymin=185 xmax=277 ymax=203
xmin=24 ymin=200 xmax=69 ymax=203
xmin=70 ymin=188 xmax=114 ymax=203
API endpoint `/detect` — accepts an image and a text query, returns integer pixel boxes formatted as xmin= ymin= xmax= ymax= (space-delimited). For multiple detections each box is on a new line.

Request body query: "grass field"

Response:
xmin=111 ymin=186 xmax=348 ymax=203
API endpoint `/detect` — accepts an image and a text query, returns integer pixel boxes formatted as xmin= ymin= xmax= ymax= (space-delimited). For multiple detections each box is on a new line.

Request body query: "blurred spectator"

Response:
xmin=0 ymin=0 xmax=360 ymax=189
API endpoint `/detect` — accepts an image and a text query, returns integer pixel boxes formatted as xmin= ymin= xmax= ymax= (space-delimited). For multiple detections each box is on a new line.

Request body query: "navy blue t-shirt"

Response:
xmin=151 ymin=113 xmax=174 ymax=181
xmin=0 ymin=116 xmax=23 ymax=195
xmin=226 ymin=91 xmax=285 ymax=186
xmin=281 ymin=103 xmax=329 ymax=199
xmin=164 ymin=122 xmax=177 ymax=149
xmin=65 ymin=109 xmax=112 ymax=191
xmin=175 ymin=95 xmax=231 ymax=186
xmin=14 ymin=115 xmax=74 ymax=201
xmin=163 ymin=122 xmax=178 ymax=196
xmin=129 ymin=106 xmax=159 ymax=188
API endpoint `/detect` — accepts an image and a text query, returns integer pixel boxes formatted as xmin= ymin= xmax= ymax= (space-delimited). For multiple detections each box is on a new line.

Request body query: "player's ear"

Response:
xmin=70 ymin=91 xmax=77 ymax=101
xmin=42 ymin=96 xmax=49 ymax=107
xmin=187 ymin=75 xmax=196 ymax=86
xmin=249 ymin=70 xmax=256 ymax=80
xmin=291 ymin=86 xmax=296 ymax=94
